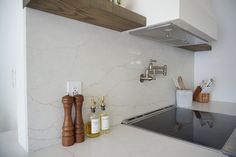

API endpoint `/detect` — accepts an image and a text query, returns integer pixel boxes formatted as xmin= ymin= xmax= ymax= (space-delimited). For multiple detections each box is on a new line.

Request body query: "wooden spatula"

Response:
xmin=178 ymin=76 xmax=186 ymax=90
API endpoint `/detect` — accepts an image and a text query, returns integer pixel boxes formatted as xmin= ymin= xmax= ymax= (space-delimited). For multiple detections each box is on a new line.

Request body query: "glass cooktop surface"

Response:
xmin=128 ymin=107 xmax=236 ymax=150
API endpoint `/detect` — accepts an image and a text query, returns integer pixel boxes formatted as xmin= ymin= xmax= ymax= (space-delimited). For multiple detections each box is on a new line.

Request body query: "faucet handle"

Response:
xmin=150 ymin=59 xmax=157 ymax=63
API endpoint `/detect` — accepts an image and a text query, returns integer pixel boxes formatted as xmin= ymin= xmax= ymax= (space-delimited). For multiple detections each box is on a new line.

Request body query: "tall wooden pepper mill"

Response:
xmin=62 ymin=95 xmax=74 ymax=146
xmin=74 ymin=94 xmax=85 ymax=143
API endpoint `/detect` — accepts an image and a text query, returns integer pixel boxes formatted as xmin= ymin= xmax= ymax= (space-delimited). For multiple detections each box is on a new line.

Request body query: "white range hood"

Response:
xmin=125 ymin=0 xmax=218 ymax=51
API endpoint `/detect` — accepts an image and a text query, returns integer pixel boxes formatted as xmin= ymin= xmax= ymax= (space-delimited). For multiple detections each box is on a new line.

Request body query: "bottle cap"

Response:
xmin=101 ymin=105 xmax=106 ymax=111
xmin=90 ymin=107 xmax=96 ymax=113
xmin=100 ymin=96 xmax=105 ymax=106
xmin=100 ymin=96 xmax=106 ymax=110
xmin=90 ymin=97 xmax=96 ymax=112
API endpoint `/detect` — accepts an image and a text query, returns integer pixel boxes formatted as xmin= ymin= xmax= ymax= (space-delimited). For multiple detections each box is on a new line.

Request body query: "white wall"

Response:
xmin=0 ymin=0 xmax=17 ymax=132
xmin=0 ymin=0 xmax=28 ymax=151
xmin=195 ymin=0 xmax=236 ymax=103
xmin=16 ymin=3 xmax=29 ymax=153
xmin=26 ymin=8 xmax=194 ymax=151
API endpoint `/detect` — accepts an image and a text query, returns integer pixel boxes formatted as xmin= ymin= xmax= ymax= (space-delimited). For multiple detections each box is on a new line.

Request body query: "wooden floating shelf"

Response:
xmin=177 ymin=44 xmax=212 ymax=52
xmin=25 ymin=0 xmax=146 ymax=32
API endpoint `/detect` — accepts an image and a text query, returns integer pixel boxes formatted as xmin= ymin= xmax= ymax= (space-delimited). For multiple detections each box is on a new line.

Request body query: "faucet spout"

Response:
xmin=140 ymin=69 xmax=153 ymax=83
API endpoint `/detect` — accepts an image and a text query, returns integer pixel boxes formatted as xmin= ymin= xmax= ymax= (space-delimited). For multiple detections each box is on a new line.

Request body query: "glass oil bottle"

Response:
xmin=85 ymin=98 xmax=100 ymax=138
xmin=100 ymin=96 xmax=110 ymax=134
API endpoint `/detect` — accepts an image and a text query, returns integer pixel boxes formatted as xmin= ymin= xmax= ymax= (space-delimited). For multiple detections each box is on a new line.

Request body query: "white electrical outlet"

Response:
xmin=66 ymin=81 xmax=82 ymax=96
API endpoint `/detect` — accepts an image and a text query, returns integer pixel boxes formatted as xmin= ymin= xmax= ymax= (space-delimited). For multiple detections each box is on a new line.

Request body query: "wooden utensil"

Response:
xmin=178 ymin=76 xmax=186 ymax=90
xmin=173 ymin=78 xmax=180 ymax=90
xmin=62 ymin=95 xmax=75 ymax=147
xmin=74 ymin=94 xmax=85 ymax=143
xmin=193 ymin=86 xmax=202 ymax=101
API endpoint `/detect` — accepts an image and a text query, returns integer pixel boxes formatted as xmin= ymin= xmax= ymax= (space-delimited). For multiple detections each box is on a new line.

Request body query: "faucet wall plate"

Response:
xmin=149 ymin=65 xmax=167 ymax=76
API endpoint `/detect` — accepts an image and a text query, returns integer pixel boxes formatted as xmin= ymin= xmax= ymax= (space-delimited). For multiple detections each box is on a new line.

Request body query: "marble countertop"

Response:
xmin=1 ymin=101 xmax=235 ymax=157
xmin=0 ymin=125 xmax=227 ymax=157
xmin=30 ymin=125 xmax=227 ymax=157
xmin=180 ymin=101 xmax=236 ymax=116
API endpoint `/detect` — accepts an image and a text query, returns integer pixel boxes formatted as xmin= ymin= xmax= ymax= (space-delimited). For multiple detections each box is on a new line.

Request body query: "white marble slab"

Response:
xmin=180 ymin=101 xmax=236 ymax=116
xmin=26 ymin=8 xmax=194 ymax=151
xmin=0 ymin=126 xmax=227 ymax=157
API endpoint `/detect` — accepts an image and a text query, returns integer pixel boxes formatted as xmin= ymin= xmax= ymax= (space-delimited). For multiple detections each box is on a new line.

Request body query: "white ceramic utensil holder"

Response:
xmin=176 ymin=90 xmax=193 ymax=107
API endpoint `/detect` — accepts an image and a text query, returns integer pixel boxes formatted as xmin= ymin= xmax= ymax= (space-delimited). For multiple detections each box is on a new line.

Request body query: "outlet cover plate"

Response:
xmin=67 ymin=81 xmax=82 ymax=96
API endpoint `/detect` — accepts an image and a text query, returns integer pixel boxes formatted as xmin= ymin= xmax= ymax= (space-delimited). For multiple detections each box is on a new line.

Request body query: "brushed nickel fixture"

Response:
xmin=140 ymin=59 xmax=167 ymax=83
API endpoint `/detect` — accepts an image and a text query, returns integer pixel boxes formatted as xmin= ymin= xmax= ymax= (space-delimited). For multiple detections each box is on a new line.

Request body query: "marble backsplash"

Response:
xmin=26 ymin=9 xmax=194 ymax=151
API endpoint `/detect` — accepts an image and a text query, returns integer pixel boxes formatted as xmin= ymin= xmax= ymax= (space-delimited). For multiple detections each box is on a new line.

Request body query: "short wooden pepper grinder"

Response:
xmin=62 ymin=95 xmax=74 ymax=146
xmin=74 ymin=94 xmax=85 ymax=143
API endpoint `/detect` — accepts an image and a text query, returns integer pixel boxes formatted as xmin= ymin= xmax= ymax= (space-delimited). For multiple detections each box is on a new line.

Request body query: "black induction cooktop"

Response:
xmin=122 ymin=105 xmax=236 ymax=155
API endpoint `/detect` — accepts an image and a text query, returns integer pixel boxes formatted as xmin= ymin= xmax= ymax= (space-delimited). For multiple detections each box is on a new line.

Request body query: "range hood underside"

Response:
xmin=130 ymin=22 xmax=212 ymax=52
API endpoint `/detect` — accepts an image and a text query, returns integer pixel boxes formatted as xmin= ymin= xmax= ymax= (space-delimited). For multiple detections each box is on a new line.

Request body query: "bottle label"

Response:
xmin=91 ymin=118 xmax=100 ymax=134
xmin=101 ymin=116 xmax=110 ymax=130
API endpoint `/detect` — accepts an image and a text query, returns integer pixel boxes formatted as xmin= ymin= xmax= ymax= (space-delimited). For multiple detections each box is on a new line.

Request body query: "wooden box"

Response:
xmin=195 ymin=93 xmax=210 ymax=103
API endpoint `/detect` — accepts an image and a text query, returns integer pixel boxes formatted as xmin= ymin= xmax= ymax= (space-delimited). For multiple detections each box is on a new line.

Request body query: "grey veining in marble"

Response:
xmin=26 ymin=8 xmax=194 ymax=151
xmin=0 ymin=126 xmax=227 ymax=157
